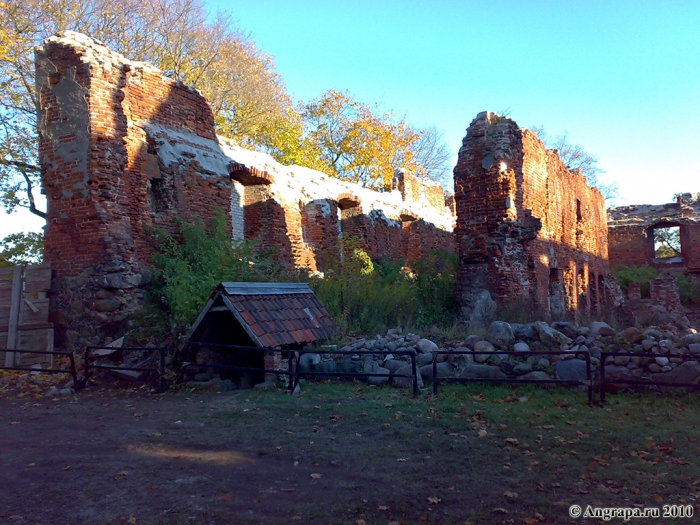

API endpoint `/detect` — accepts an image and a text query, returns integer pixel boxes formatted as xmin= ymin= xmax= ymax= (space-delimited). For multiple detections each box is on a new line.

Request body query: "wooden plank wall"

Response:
xmin=0 ymin=264 xmax=53 ymax=366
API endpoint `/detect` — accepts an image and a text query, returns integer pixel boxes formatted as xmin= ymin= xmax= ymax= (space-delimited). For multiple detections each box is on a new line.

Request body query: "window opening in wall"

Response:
xmin=598 ymin=275 xmax=606 ymax=304
xmin=589 ymin=273 xmax=598 ymax=311
xmin=652 ymin=225 xmax=682 ymax=259
xmin=576 ymin=199 xmax=582 ymax=222
xmin=149 ymin=176 xmax=168 ymax=213
xmin=640 ymin=281 xmax=651 ymax=299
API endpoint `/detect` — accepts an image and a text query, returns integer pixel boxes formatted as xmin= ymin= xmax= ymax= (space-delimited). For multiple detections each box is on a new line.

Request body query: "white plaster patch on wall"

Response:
xmin=145 ymin=124 xmax=231 ymax=177
xmin=218 ymin=140 xmax=454 ymax=232
xmin=231 ymin=180 xmax=245 ymax=240
xmin=140 ymin=124 xmax=453 ymax=232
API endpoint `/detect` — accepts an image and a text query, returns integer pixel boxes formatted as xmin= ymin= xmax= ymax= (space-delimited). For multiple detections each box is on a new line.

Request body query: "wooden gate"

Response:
xmin=0 ymin=264 xmax=53 ymax=367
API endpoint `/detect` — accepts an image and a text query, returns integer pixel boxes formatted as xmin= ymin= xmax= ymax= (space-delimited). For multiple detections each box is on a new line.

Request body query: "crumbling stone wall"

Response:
xmin=453 ymin=112 xmax=610 ymax=323
xmin=608 ymin=193 xmax=700 ymax=274
xmin=36 ymin=32 xmax=455 ymax=350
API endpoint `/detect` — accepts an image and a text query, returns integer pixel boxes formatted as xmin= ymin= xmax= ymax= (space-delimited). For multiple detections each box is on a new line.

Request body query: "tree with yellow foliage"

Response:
xmin=0 ymin=0 xmax=295 ymax=218
xmin=301 ymin=90 xmax=426 ymax=190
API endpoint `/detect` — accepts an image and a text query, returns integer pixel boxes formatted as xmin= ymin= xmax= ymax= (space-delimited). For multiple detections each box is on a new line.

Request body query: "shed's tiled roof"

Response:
xmin=217 ymin=282 xmax=338 ymax=347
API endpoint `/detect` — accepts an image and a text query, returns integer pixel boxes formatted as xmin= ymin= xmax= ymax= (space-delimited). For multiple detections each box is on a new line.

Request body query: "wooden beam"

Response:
xmin=5 ymin=266 xmax=22 ymax=367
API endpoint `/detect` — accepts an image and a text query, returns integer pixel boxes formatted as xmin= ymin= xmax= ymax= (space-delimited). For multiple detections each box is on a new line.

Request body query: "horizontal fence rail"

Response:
xmin=431 ymin=349 xmax=593 ymax=404
xmin=85 ymin=346 xmax=167 ymax=393
xmin=599 ymin=351 xmax=700 ymax=403
xmin=292 ymin=349 xmax=420 ymax=397
xmin=181 ymin=342 xmax=295 ymax=389
xmin=0 ymin=348 xmax=78 ymax=385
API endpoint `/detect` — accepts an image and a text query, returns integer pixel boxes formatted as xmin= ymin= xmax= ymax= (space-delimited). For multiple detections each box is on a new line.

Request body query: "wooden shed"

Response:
xmin=181 ymin=282 xmax=338 ymax=383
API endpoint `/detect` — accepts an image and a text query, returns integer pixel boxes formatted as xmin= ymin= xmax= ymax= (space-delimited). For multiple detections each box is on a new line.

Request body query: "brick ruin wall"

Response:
xmin=607 ymin=194 xmax=700 ymax=326
xmin=36 ymin=32 xmax=455 ymax=350
xmin=608 ymin=193 xmax=700 ymax=274
xmin=453 ymin=112 xmax=611 ymax=322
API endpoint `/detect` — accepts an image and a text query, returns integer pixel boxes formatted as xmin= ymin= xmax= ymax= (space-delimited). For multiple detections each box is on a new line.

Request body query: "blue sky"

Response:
xmin=2 ymin=0 xmax=698 ymax=240
xmin=207 ymin=0 xmax=699 ymax=205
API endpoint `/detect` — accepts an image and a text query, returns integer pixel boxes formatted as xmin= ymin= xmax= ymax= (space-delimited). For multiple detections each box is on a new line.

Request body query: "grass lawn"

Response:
xmin=2 ymin=377 xmax=699 ymax=524
xmin=190 ymin=381 xmax=700 ymax=524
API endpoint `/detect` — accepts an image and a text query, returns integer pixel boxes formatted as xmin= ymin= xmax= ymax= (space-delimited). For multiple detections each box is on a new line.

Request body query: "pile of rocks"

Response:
xmin=298 ymin=320 xmax=700 ymax=389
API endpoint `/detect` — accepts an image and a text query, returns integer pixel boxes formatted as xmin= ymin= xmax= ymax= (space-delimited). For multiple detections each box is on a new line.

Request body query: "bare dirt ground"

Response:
xmin=2 ymin=377 xmax=699 ymax=525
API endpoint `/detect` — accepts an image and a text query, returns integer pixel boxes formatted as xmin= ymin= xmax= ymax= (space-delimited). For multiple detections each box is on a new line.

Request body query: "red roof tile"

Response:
xmin=208 ymin=282 xmax=339 ymax=347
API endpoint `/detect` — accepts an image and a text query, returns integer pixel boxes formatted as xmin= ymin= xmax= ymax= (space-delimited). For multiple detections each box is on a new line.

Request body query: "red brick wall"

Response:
xmin=37 ymin=33 xmax=239 ymax=349
xmin=454 ymin=112 xmax=610 ymax=320
xmin=38 ymin=32 xmax=456 ymax=349
xmin=608 ymin=194 xmax=700 ymax=274
xmin=608 ymin=226 xmax=650 ymax=269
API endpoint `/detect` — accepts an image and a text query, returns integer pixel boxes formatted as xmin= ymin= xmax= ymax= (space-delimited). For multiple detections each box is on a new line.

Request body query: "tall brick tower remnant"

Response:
xmin=453 ymin=112 xmax=611 ymax=325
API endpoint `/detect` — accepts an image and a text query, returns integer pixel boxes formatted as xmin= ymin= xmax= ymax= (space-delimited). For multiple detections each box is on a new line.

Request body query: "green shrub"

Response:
xmin=614 ymin=264 xmax=658 ymax=294
xmin=137 ymin=211 xmax=297 ymax=345
xmin=677 ymin=273 xmax=700 ymax=305
xmin=310 ymin=237 xmax=458 ymax=334
xmin=133 ymin=219 xmax=459 ymax=345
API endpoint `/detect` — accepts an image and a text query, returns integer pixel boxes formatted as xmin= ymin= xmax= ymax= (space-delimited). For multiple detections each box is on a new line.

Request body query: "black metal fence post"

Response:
xmin=411 ymin=351 xmax=418 ymax=397
xmin=585 ymin=351 xmax=593 ymax=405
xmin=600 ymin=356 xmax=606 ymax=404
xmin=432 ymin=355 xmax=438 ymax=396
xmin=84 ymin=346 xmax=90 ymax=386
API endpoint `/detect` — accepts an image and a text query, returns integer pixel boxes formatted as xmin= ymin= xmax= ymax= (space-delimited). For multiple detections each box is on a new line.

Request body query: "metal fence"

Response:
xmin=179 ymin=342 xmax=293 ymax=388
xmin=431 ymin=349 xmax=594 ymax=404
xmin=179 ymin=343 xmax=420 ymax=397
xmin=0 ymin=347 xmax=78 ymax=385
xmin=599 ymin=351 xmax=700 ymax=403
xmin=85 ymin=346 xmax=167 ymax=393
xmin=292 ymin=348 xmax=420 ymax=397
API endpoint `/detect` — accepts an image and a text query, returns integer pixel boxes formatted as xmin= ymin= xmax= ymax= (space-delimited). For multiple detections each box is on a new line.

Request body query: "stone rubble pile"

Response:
xmin=299 ymin=320 xmax=700 ymax=389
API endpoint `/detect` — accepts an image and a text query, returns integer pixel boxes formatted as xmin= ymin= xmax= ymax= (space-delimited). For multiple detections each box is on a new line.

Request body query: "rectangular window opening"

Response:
xmin=652 ymin=225 xmax=682 ymax=259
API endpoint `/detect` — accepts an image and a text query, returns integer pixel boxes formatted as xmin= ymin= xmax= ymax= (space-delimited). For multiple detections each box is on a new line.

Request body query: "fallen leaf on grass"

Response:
xmin=378 ymin=505 xmax=389 ymax=510
xmin=493 ymin=507 xmax=509 ymax=514
xmin=27 ymin=463 xmax=35 ymax=468
xmin=356 ymin=520 xmax=367 ymax=525
xmin=10 ymin=421 xmax=19 ymax=425
xmin=478 ymin=430 xmax=489 ymax=437
xmin=396 ymin=458 xmax=407 ymax=462
xmin=310 ymin=473 xmax=322 ymax=479
xmin=291 ymin=516 xmax=302 ymax=521
xmin=503 ymin=491 xmax=518 ymax=499
xmin=504 ymin=438 xmax=519 ymax=446
xmin=61 ymin=465 xmax=71 ymax=471
xmin=427 ymin=496 xmax=441 ymax=504
xmin=128 ymin=517 xmax=137 ymax=524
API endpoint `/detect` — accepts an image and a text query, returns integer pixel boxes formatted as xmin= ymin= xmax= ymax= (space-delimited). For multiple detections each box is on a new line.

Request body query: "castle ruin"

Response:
xmin=453 ymin=112 xmax=612 ymax=324
xmin=36 ymin=32 xmax=454 ymax=349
